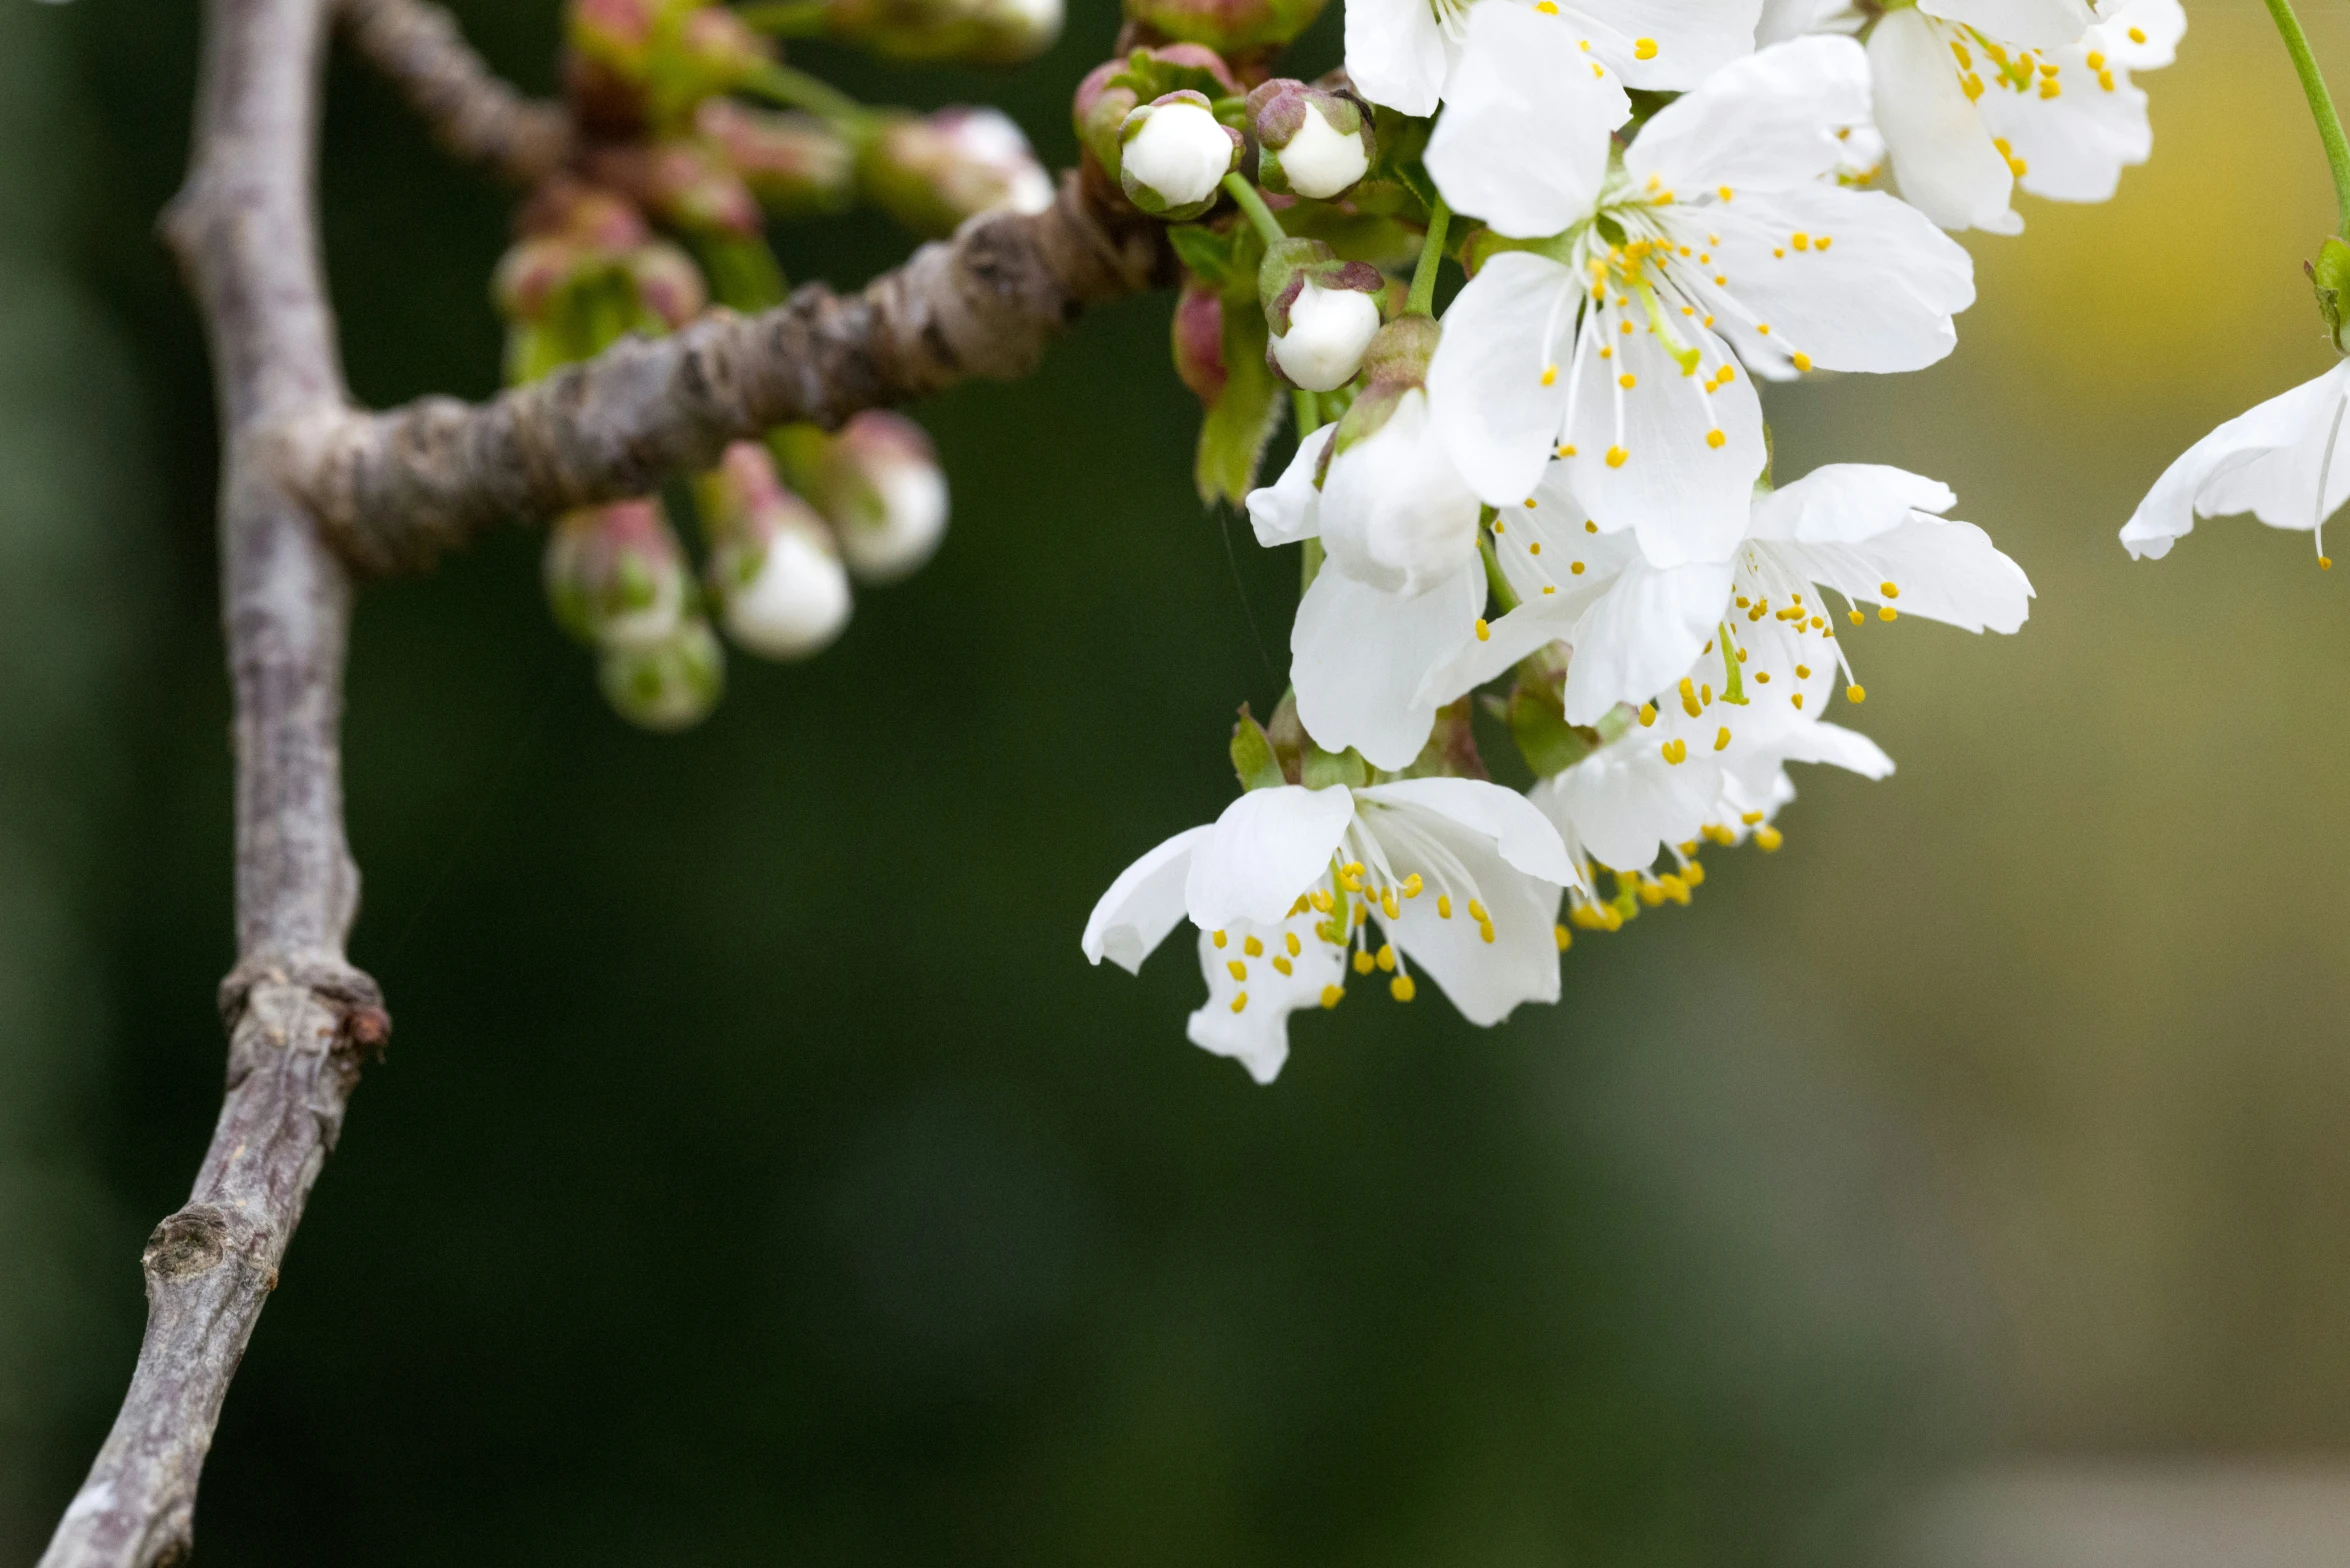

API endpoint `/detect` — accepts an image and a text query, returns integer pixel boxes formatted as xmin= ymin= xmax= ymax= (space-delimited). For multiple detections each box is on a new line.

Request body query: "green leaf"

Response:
xmin=1194 ymin=299 xmax=1282 ymax=505
xmin=1507 ymin=653 xmax=1598 ymax=778
xmin=1229 ymin=704 xmax=1287 ymax=791
xmin=1301 ymin=744 xmax=1370 ymax=790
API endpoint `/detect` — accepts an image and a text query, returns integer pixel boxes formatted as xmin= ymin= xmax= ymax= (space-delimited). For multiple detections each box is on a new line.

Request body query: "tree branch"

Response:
xmin=40 ymin=1 xmax=386 ymax=1563
xmin=336 ymin=0 xmax=573 ymax=186
xmin=295 ymin=170 xmax=1173 ymax=576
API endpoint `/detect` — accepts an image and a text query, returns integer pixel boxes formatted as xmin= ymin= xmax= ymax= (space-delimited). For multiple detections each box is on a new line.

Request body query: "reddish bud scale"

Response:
xmin=1171 ymin=281 xmax=1228 ymax=406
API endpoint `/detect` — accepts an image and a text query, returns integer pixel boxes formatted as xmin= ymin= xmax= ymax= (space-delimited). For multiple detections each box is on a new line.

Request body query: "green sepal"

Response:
xmin=1266 ymin=690 xmax=1308 ymax=784
xmin=1194 ymin=289 xmax=1283 ymax=504
xmin=1389 ymin=696 xmax=1489 ymax=780
xmin=2312 ymin=235 xmax=2350 ymax=351
xmin=1230 ymin=703 xmax=1288 ymax=791
xmin=1109 ymin=48 xmax=1232 ymax=106
xmin=1507 ymin=648 xmax=1598 ymax=778
xmin=1168 ymin=220 xmax=1265 ymax=296
xmin=1301 ymin=743 xmax=1370 ymax=790
xmin=690 ymin=232 xmax=789 ymax=313
xmin=1458 ymin=223 xmax=1574 ymax=280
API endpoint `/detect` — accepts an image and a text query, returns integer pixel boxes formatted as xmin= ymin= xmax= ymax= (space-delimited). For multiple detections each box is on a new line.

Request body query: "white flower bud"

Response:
xmin=721 ymin=511 xmax=854 ymax=661
xmin=1120 ymin=95 xmax=1240 ymax=213
xmin=599 ymin=619 xmax=725 ymax=733
xmin=1278 ymin=102 xmax=1372 ymax=200
xmin=1270 ymin=281 xmax=1382 ymax=392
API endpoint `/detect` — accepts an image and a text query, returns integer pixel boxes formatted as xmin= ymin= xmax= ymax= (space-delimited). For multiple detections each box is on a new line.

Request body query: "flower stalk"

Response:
xmin=2263 ymin=0 xmax=2350 ymax=241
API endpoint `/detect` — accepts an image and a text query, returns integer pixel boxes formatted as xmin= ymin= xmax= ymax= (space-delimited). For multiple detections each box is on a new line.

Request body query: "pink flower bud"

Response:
xmin=544 ymin=498 xmax=694 ymax=651
xmin=862 ymin=107 xmax=1053 ymax=237
xmin=1257 ymin=237 xmax=1384 ymax=391
xmin=696 ymin=441 xmax=854 ymax=659
xmin=696 ymin=100 xmax=856 ymax=217
xmin=586 ymin=140 xmax=764 ymax=238
xmin=1171 ymin=280 xmax=1228 ymax=406
xmin=1246 ymin=80 xmax=1373 ymax=200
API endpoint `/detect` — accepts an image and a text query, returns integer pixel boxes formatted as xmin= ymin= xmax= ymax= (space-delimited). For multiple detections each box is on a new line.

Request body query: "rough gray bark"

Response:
xmin=296 ymin=170 xmax=1171 ymax=575
xmin=38 ymin=1 xmax=387 ymax=1564
xmin=335 ymin=0 xmax=573 ymax=185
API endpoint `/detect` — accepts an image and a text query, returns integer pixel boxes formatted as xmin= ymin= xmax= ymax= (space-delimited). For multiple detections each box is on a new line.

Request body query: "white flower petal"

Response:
xmin=1708 ymin=186 xmax=1973 ymax=374
xmin=2089 ymin=0 xmax=2183 ymax=68
xmin=1247 ymin=425 xmax=1334 ymax=547
xmin=1868 ymin=8 xmax=2016 ymax=231
xmin=1358 ymin=776 xmax=1582 ymax=887
xmin=1536 ymin=741 xmax=1722 ymax=871
xmin=1368 ymin=810 xmax=1563 ymax=1025
xmin=1977 ymin=50 xmax=2148 ymax=206
xmin=1751 ymin=463 xmax=1956 ymax=542
xmin=1185 ymin=912 xmax=1346 ymax=1084
xmin=1082 ymin=824 xmax=1211 ymax=973
xmin=1568 ymin=0 xmax=1762 ymax=90
xmin=1345 ymin=0 xmax=1455 ymax=115
xmin=1626 ymin=34 xmax=1871 ymax=194
xmin=1321 ymin=389 xmax=1484 ymax=595
xmin=1921 ymin=0 xmax=2095 ymax=50
xmin=2122 ymin=363 xmax=2350 ymax=559
xmin=1293 ymin=557 xmax=1486 ymax=770
xmin=1559 ymin=557 xmax=1735 ymax=722
xmin=1772 ymin=515 xmax=2033 ymax=633
xmin=1425 ymin=3 xmax=1628 ymax=237
xmin=1429 ymin=251 xmax=1581 ymax=508
xmin=1186 ymin=784 xmax=1358 ymax=929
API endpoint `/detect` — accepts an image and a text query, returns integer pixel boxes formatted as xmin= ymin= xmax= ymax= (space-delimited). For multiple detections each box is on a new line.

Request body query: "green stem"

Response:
xmin=1478 ymin=513 xmax=1521 ymax=612
xmin=745 ymin=63 xmax=867 ymax=126
xmin=2265 ymin=0 xmax=2350 ymax=239
xmin=1406 ymin=196 xmax=1451 ymax=318
xmin=735 ymin=0 xmax=832 ymax=35
xmin=1222 ymin=174 xmax=1288 ymax=248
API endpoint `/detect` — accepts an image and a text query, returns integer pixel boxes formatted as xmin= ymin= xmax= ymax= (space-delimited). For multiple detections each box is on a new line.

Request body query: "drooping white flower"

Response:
xmin=2120 ymin=359 xmax=2350 ymax=565
xmin=1425 ymin=35 xmax=1974 ymax=562
xmin=1347 ymin=0 xmax=1763 ymax=118
xmin=1427 ymin=460 xmax=2034 ymax=723
xmin=1866 ymin=0 xmax=2184 ymax=233
xmin=1082 ymin=779 xmax=1586 ymax=1079
xmin=1245 ymin=411 xmax=1488 ymax=771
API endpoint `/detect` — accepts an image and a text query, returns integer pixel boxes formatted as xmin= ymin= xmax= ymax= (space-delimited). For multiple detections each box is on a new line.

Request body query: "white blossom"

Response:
xmin=2121 ymin=359 xmax=2350 ymax=565
xmin=1347 ymin=0 xmax=1762 ymax=118
xmin=1425 ymin=36 xmax=1974 ymax=563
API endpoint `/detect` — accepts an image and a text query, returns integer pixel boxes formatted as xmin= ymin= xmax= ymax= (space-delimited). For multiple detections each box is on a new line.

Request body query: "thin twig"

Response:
xmin=336 ymin=0 xmax=573 ymax=186
xmin=39 ymin=1 xmax=385 ymax=1563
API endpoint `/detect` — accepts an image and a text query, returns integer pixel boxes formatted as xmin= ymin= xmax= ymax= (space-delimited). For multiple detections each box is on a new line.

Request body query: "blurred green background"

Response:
xmin=6 ymin=0 xmax=2350 ymax=1561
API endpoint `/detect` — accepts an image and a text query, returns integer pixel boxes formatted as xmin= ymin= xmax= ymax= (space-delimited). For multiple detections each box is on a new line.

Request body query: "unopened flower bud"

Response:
xmin=1074 ymin=46 xmax=1235 ymax=181
xmin=1248 ymin=80 xmax=1373 ymax=201
xmin=1259 ymin=237 xmax=1383 ymax=392
xmin=600 ymin=617 xmax=725 ymax=731
xmin=775 ymin=414 xmax=949 ymax=583
xmin=1332 ymin=313 xmax=1440 ymax=456
xmin=1118 ymin=91 xmax=1243 ymax=219
xmin=565 ymin=0 xmax=773 ymax=136
xmin=818 ymin=0 xmax=1063 ymax=66
xmin=544 ymin=498 xmax=693 ymax=650
xmin=695 ymin=100 xmax=856 ymax=217
xmin=625 ymin=241 xmax=710 ymax=329
xmin=1123 ymin=0 xmax=1329 ymax=55
xmin=1170 ymin=280 xmax=1228 ymax=406
xmin=586 ymin=140 xmax=762 ymax=237
xmin=697 ymin=441 xmax=854 ymax=659
xmin=862 ymin=107 xmax=1054 ymax=237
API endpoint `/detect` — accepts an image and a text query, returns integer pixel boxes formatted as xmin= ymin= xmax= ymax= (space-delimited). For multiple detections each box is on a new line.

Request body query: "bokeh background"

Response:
xmin=6 ymin=0 xmax=2350 ymax=1561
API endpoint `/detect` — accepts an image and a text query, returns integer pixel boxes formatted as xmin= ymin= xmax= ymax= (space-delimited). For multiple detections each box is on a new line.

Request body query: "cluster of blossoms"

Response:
xmin=1082 ymin=0 xmax=2182 ymax=1083
xmin=516 ymin=0 xmax=1059 ymax=727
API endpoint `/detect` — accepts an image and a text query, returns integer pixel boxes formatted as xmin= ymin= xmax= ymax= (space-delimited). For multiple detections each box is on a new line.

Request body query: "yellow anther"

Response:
xmin=1310 ymin=888 xmax=1334 ymax=913
xmin=1791 ymin=693 xmax=1804 ymax=710
xmin=1715 ymin=365 xmax=1734 ymax=385
xmin=1618 ymin=373 xmax=1637 ymax=389
xmin=1542 ymin=585 xmax=1556 ymax=595
xmin=1735 ymin=646 xmax=1747 ymax=662
xmin=1352 ymin=949 xmax=1376 ymax=975
xmin=1477 ymin=921 xmax=1496 ymax=945
xmin=1437 ymin=894 xmax=1453 ymax=919
xmin=1475 ymin=617 xmax=1491 ymax=642
xmin=1810 ymin=615 xmax=1825 ymax=629
xmin=1571 ymin=561 xmax=1586 ymax=575
xmin=1633 ymin=35 xmax=1657 ymax=58
xmin=1523 ymin=497 xmax=1538 ymax=508
xmin=1273 ymin=955 xmax=1293 ymax=976
xmin=1638 ymin=702 xmax=1657 ymax=727
xmin=1792 ymin=352 xmax=1813 ymax=372
xmin=1374 ymin=944 xmax=1397 ymax=974
xmin=1320 ymin=984 xmax=1344 ymax=1008
xmin=1718 ymin=184 xmax=1733 ymax=200
xmin=1529 ymin=541 xmax=1543 ymax=556
xmin=1707 ymin=429 xmax=1727 ymax=449
xmin=1816 ymin=236 xmax=1832 ymax=250
xmin=1382 ymin=888 xmax=1400 ymax=920
xmin=1286 ymin=931 xmax=1302 ymax=956
xmin=1879 ymin=606 xmax=1898 ymax=622
xmin=1679 ymin=677 xmax=1701 ymax=718
xmin=1792 ymin=232 xmax=1810 ymax=251
xmin=2039 ymin=77 xmax=2060 ymax=97
xmin=1243 ymin=934 xmax=1264 ymax=957
xmin=1558 ymin=444 xmax=1578 ymax=458
xmin=1619 ymin=319 xmax=1633 ymax=335
xmin=1555 ymin=924 xmax=1571 ymax=951
xmin=1402 ymin=873 xmax=1423 ymax=898
xmin=1637 ymin=879 xmax=1663 ymax=907
xmin=1795 ymin=664 xmax=1811 ymax=678
xmin=1212 ymin=930 xmax=1227 ymax=948
xmin=1230 ymin=991 xmax=1248 ymax=1013
xmin=1584 ymin=519 xmax=1598 ymax=533
xmin=2325 ymin=557 xmax=2336 ymax=570
xmin=1740 ymin=811 xmax=1763 ymax=826
xmin=1846 ymin=683 xmax=1865 ymax=703
xmin=1466 ymin=899 xmax=1488 ymax=924
xmin=1880 ymin=581 xmax=1899 ymax=598
xmin=1754 ymin=825 xmax=1784 ymax=852
xmin=1658 ymin=873 xmax=1690 ymax=906
xmin=1682 ymin=860 xmax=1705 ymax=886
xmin=1713 ymin=726 xmax=1731 ymax=751
xmin=1288 ymin=895 xmax=1310 ymax=917
xmin=1228 ymin=960 xmax=1248 ymax=981
xmin=1662 ymin=738 xmax=1687 ymax=765
xmin=1606 ymin=446 xmax=1629 ymax=468
xmin=1390 ymin=974 xmax=1416 ymax=1003
xmin=1848 ymin=609 xmax=1864 ymax=625
xmin=1735 ymin=595 xmax=1750 ymax=608
xmin=2128 ymin=24 xmax=2146 ymax=41
xmin=1534 ymin=0 xmax=1557 ymax=10
xmin=1540 ymin=363 xmax=1558 ymax=386
xmin=1754 ymin=670 xmax=1770 ymax=684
